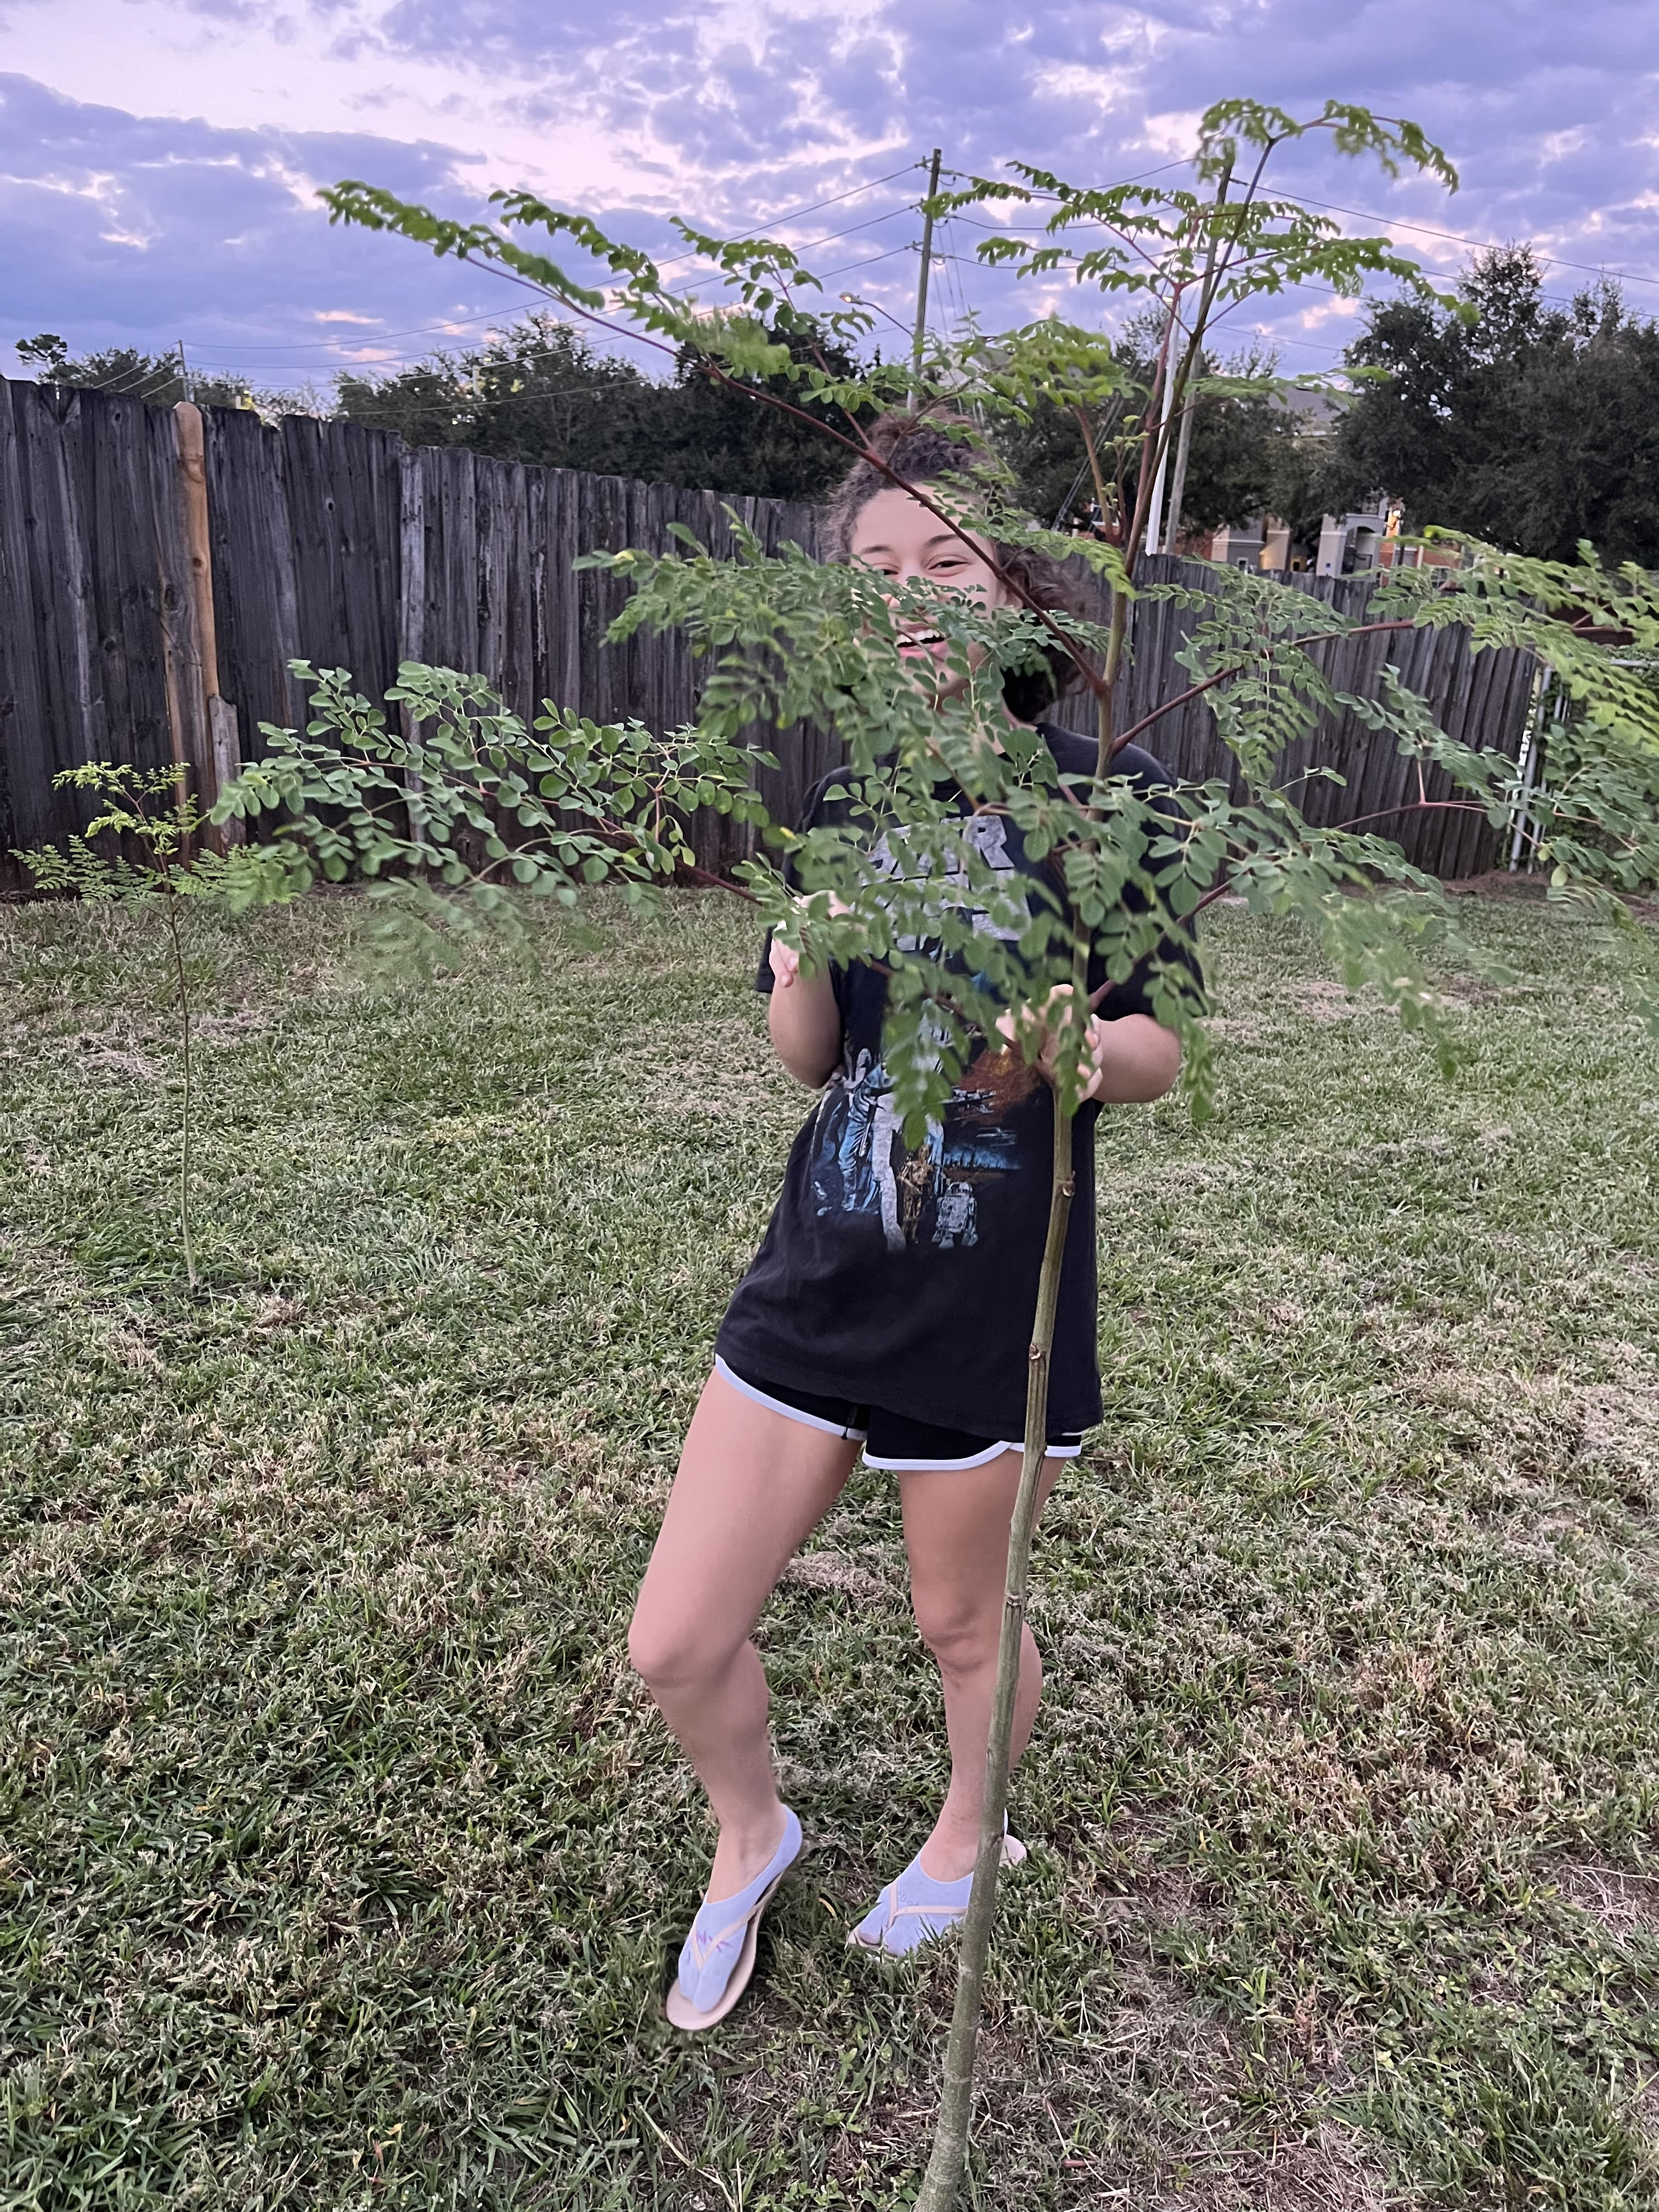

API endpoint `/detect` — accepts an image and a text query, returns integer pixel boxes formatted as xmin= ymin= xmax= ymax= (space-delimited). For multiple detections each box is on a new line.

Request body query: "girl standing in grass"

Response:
xmin=628 ymin=414 xmax=1194 ymax=2030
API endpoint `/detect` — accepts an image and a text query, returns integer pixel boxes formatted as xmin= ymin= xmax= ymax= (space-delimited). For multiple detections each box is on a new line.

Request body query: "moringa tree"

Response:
xmin=196 ymin=96 xmax=1659 ymax=2206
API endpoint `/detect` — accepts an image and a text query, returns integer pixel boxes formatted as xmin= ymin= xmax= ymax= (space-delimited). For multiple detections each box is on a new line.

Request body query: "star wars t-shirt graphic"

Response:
xmin=806 ymin=1034 xmax=1036 ymax=1255
xmin=803 ymin=805 xmax=1036 ymax=1254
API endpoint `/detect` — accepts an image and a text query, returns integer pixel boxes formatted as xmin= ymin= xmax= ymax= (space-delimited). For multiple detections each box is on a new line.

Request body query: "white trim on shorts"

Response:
xmin=713 ymin=1357 xmax=1085 ymax=1470
xmin=863 ymin=1438 xmax=1085 ymax=1472
xmin=713 ymin=1356 xmax=868 ymax=1440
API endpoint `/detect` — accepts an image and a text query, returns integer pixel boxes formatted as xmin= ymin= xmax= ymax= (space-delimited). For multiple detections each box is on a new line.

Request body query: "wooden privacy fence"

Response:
xmin=0 ymin=373 xmax=1534 ymax=899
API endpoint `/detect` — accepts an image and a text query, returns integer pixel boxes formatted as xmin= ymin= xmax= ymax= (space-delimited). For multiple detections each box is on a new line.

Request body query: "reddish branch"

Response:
xmin=681 ymin=859 xmax=759 ymax=901
xmin=1104 ymin=618 xmax=1423 ymax=758
xmin=1187 ymin=794 xmax=1491 ymax=916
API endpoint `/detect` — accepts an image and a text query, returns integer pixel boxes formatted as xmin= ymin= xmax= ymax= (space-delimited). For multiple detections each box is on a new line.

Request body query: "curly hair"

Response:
xmin=823 ymin=411 xmax=1087 ymax=723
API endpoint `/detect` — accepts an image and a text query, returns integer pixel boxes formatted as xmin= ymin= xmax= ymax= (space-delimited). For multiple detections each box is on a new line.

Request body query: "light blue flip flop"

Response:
xmin=847 ymin=1826 xmax=1027 ymax=1959
xmin=665 ymin=1807 xmax=803 ymax=2032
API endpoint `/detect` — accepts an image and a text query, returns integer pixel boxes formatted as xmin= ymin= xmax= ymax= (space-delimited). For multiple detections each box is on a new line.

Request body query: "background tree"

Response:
xmin=13 ymin=331 xmax=304 ymax=416
xmin=994 ymin=387 xmax=1120 ymax=526
xmin=1160 ymin=344 xmax=1299 ymax=538
xmin=995 ymin=324 xmax=1300 ymax=541
xmin=335 ymin=314 xmax=658 ymax=474
xmin=337 ymin=312 xmax=872 ymax=498
xmin=646 ymin=321 xmax=876 ymax=499
xmin=1323 ymin=244 xmax=1659 ymax=563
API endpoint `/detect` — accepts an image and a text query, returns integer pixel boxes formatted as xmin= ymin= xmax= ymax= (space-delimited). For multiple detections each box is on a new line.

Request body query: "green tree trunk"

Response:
xmin=915 ymin=1096 xmax=1076 ymax=2209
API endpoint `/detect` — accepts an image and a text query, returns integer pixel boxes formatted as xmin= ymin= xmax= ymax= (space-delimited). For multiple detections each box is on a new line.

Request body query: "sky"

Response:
xmin=2 ymin=0 xmax=1658 ymax=397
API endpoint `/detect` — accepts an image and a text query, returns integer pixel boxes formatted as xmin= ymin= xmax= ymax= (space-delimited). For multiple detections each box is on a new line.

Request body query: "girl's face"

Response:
xmin=848 ymin=485 xmax=1013 ymax=703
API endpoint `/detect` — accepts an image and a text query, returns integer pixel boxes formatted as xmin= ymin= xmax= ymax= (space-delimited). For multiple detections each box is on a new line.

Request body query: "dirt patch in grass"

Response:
xmin=1453 ymin=869 xmax=1659 ymax=926
xmin=1288 ymin=977 xmax=1364 ymax=1023
xmin=781 ymin=1548 xmax=900 ymax=1606
xmin=1146 ymin=2127 xmax=1392 ymax=2212
xmin=1448 ymin=870 xmax=1556 ymax=905
xmin=1579 ymin=1381 xmax=1659 ymax=1481
xmin=1551 ymin=1859 xmax=1659 ymax=1940
xmin=72 ymin=1030 xmax=163 ymax=1079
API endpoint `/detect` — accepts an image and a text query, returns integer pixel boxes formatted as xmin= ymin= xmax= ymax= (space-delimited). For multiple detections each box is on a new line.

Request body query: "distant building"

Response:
xmin=1195 ymin=501 xmax=1391 ymax=576
xmin=1180 ymin=386 xmax=1402 ymax=578
xmin=1204 ymin=520 xmax=1264 ymax=567
xmin=1314 ymin=503 xmax=1391 ymax=577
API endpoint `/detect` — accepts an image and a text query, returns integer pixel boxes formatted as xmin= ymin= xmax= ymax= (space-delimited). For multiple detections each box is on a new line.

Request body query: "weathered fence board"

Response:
xmin=0 ymin=379 xmax=213 ymax=872
xmin=147 ymin=397 xmax=213 ymax=801
xmin=1 ymin=373 xmax=1534 ymax=897
xmin=205 ymin=403 xmax=307 ymax=746
xmin=0 ymin=384 xmax=53 ymax=850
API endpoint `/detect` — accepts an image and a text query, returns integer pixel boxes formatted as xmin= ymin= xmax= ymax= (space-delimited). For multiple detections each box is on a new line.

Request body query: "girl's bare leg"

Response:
xmin=899 ymin=1451 xmax=1061 ymax=1881
xmin=629 ymin=1370 xmax=859 ymax=1900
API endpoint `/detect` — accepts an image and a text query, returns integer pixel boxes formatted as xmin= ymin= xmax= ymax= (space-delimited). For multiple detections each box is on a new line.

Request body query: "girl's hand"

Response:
xmin=769 ymin=895 xmax=851 ymax=990
xmin=767 ymin=900 xmax=846 ymax=1088
xmin=996 ymin=984 xmax=1100 ymax=1097
xmin=997 ymin=984 xmax=1181 ymax=1105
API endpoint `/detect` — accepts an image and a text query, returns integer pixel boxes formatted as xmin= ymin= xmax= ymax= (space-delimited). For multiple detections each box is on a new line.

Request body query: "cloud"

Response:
xmin=1 ymin=1 xmax=1656 ymax=389
xmin=0 ymin=74 xmax=539 ymax=384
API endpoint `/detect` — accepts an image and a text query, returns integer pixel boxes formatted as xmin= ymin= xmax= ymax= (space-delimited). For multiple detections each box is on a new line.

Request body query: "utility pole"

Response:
xmin=1142 ymin=329 xmax=1173 ymax=555
xmin=909 ymin=148 xmax=943 ymax=411
xmin=176 ymin=340 xmax=193 ymax=403
xmin=1163 ymin=397 xmax=1195 ymax=554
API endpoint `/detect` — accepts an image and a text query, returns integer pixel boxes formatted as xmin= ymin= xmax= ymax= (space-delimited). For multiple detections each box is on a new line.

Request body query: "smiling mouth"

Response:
xmin=896 ymin=629 xmax=946 ymax=651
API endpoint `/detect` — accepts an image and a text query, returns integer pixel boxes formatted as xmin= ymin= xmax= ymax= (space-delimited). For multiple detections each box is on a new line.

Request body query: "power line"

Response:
xmin=196 ymin=166 xmax=928 ymax=354
xmin=924 ymin=233 xmax=1636 ymax=362
xmin=137 ymin=199 xmax=922 ymax=376
xmin=654 ymin=162 xmax=923 ymax=269
xmin=667 ymin=201 xmax=921 ymax=295
xmin=179 ymin=308 xmax=512 ymax=356
xmin=39 ymin=315 xmax=631 ymax=397
xmin=1272 ymin=191 xmax=1659 ymax=292
xmin=344 ymin=373 xmax=648 ymax=413
xmin=939 ymin=156 xmax=1193 ymax=194
xmin=945 ymin=183 xmax=1659 ymax=297
xmin=818 ymin=242 xmax=917 ymax=283
xmin=938 ymin=215 xmax=974 ymax=336
xmin=64 ymin=354 xmax=186 ymax=399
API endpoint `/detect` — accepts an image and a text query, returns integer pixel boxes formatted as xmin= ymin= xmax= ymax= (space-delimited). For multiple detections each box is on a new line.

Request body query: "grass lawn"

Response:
xmin=2 ymin=883 xmax=1657 ymax=2211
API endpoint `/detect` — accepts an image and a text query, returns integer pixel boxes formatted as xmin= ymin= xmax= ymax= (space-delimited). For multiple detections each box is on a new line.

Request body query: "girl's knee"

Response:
xmin=912 ymin=1588 xmax=1044 ymax=1679
xmin=627 ymin=1600 xmax=734 ymax=1693
xmin=910 ymin=1587 xmax=999 ymax=1672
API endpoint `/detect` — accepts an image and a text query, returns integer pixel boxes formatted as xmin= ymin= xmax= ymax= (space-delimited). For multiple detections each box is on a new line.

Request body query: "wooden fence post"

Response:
xmin=397 ymin=447 xmax=426 ymax=817
xmin=173 ymin=401 xmax=242 ymax=844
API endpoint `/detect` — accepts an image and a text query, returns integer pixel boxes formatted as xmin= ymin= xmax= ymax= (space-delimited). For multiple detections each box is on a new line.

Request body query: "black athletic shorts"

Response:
xmin=714 ymin=1356 xmax=1085 ymax=1472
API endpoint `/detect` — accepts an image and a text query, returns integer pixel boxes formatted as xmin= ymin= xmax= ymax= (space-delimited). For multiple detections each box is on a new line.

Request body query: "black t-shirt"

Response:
xmin=714 ymin=725 xmax=1197 ymax=1440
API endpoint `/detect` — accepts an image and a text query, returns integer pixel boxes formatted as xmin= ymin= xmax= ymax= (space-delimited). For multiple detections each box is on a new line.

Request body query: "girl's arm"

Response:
xmin=1076 ymin=1011 xmax=1181 ymax=1103
xmin=766 ymin=940 xmax=843 ymax=1087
